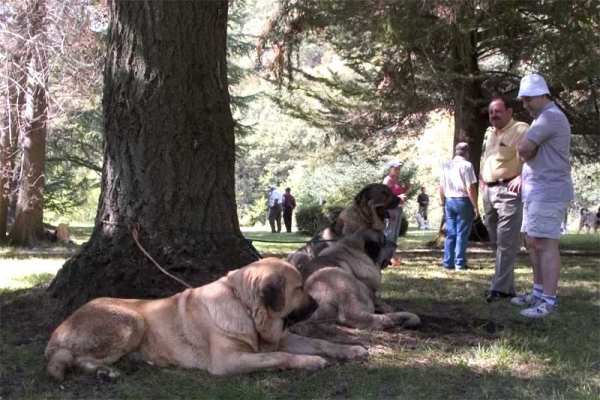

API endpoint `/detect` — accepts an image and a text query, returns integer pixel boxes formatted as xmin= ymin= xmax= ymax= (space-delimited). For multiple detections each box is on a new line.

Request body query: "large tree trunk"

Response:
xmin=0 ymin=57 xmax=27 ymax=243
xmin=433 ymin=14 xmax=489 ymax=244
xmin=0 ymin=4 xmax=30 ymax=243
xmin=49 ymin=0 xmax=258 ymax=312
xmin=7 ymin=0 xmax=48 ymax=247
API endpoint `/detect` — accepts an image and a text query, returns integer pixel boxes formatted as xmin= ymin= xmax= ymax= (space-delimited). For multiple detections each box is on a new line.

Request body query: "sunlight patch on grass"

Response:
xmin=0 ymin=259 xmax=63 ymax=290
xmin=467 ymin=341 xmax=539 ymax=374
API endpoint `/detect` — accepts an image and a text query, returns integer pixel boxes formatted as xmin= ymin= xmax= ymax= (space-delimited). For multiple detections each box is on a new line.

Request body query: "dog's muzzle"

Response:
xmin=284 ymin=295 xmax=318 ymax=326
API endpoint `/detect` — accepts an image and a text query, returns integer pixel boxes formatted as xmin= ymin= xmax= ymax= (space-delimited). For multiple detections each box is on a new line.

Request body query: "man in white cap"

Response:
xmin=513 ymin=74 xmax=574 ymax=318
xmin=268 ymin=185 xmax=283 ymax=233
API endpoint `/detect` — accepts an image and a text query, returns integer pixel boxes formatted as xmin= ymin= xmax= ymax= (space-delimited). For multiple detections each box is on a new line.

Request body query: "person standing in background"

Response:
xmin=513 ymin=74 xmax=574 ymax=318
xmin=383 ymin=160 xmax=409 ymax=266
xmin=440 ymin=142 xmax=479 ymax=271
xmin=268 ymin=185 xmax=283 ymax=233
xmin=282 ymin=187 xmax=297 ymax=233
xmin=417 ymin=187 xmax=430 ymax=225
xmin=481 ymin=97 xmax=529 ymax=302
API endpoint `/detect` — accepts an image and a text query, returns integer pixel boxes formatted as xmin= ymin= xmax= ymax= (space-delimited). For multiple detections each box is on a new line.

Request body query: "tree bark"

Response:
xmin=0 ymin=2 xmax=31 ymax=243
xmin=0 ymin=57 xmax=27 ymax=243
xmin=48 ymin=0 xmax=258 ymax=312
xmin=7 ymin=0 xmax=48 ymax=247
xmin=434 ymin=13 xmax=489 ymax=243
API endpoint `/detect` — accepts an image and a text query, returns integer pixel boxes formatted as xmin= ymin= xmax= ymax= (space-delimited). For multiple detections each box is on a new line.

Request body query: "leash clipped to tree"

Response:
xmin=130 ymin=222 xmax=193 ymax=289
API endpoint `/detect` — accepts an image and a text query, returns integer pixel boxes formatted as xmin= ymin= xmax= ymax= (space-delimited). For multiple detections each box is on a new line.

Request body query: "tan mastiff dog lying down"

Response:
xmin=45 ymin=258 xmax=368 ymax=381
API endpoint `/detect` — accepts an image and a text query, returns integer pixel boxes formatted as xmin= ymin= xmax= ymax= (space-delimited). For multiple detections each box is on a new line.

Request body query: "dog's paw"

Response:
xmin=96 ymin=367 xmax=120 ymax=382
xmin=296 ymin=355 xmax=327 ymax=371
xmin=347 ymin=345 xmax=369 ymax=359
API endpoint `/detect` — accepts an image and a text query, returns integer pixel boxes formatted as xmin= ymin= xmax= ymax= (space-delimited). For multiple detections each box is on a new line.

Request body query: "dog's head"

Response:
xmin=239 ymin=258 xmax=318 ymax=325
xmin=355 ymin=183 xmax=400 ymax=221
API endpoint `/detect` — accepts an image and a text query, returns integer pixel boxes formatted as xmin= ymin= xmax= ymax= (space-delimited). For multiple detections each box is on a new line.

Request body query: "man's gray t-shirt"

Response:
xmin=521 ymin=101 xmax=574 ymax=202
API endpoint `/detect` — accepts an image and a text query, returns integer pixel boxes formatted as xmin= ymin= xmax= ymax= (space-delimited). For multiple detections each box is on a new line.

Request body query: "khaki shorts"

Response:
xmin=521 ymin=201 xmax=569 ymax=239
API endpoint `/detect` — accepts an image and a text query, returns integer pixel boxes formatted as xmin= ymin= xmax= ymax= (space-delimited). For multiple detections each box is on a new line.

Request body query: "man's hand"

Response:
xmin=474 ymin=207 xmax=479 ymax=221
xmin=507 ymin=175 xmax=522 ymax=193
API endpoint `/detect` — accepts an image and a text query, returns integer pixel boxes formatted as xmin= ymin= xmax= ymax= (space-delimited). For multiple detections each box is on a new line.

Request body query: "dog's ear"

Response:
xmin=354 ymin=185 xmax=371 ymax=206
xmin=259 ymin=273 xmax=286 ymax=312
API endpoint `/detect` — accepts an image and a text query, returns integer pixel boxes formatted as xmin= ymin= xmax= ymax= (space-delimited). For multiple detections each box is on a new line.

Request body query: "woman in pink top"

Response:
xmin=383 ymin=160 xmax=409 ymax=266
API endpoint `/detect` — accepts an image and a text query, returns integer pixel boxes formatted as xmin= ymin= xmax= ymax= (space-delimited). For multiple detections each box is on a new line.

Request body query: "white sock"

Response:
xmin=542 ymin=294 xmax=557 ymax=306
xmin=533 ymin=284 xmax=543 ymax=299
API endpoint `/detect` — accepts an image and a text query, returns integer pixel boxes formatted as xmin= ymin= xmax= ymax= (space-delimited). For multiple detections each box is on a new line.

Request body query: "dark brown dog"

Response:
xmin=45 ymin=258 xmax=368 ymax=381
xmin=299 ymin=229 xmax=420 ymax=330
xmin=288 ymin=183 xmax=400 ymax=270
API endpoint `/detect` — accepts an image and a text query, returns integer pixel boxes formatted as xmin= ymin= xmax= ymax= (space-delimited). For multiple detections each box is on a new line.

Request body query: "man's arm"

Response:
xmin=517 ymin=138 xmax=539 ymax=162
xmin=467 ymin=183 xmax=479 ymax=220
xmin=439 ymin=185 xmax=445 ymax=206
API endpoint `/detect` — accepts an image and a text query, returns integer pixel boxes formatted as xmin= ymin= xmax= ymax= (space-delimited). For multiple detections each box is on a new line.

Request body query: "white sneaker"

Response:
xmin=510 ymin=292 xmax=538 ymax=307
xmin=520 ymin=300 xmax=557 ymax=318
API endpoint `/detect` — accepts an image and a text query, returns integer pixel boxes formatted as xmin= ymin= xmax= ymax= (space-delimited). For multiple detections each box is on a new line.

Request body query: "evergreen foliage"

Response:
xmin=259 ymin=0 xmax=599 ymax=161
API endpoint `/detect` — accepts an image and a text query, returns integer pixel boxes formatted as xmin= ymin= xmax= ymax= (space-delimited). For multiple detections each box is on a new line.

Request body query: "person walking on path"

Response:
xmin=268 ymin=185 xmax=283 ymax=233
xmin=513 ymin=74 xmax=574 ymax=318
xmin=481 ymin=97 xmax=530 ymax=302
xmin=417 ymin=187 xmax=430 ymax=225
xmin=282 ymin=187 xmax=297 ymax=233
xmin=383 ymin=159 xmax=409 ymax=266
xmin=439 ymin=142 xmax=479 ymax=271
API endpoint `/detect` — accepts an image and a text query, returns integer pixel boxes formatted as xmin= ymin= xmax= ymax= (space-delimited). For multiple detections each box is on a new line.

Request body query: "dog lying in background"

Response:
xmin=45 ymin=258 xmax=368 ymax=382
xmin=287 ymin=183 xmax=400 ymax=270
xmin=299 ymin=228 xmax=420 ymax=331
xmin=577 ymin=207 xmax=599 ymax=234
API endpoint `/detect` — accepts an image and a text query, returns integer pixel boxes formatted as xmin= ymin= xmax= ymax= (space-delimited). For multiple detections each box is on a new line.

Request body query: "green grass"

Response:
xmin=1 ymin=230 xmax=599 ymax=399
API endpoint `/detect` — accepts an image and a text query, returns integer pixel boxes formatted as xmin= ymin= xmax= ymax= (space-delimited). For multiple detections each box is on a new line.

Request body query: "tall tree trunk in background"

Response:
xmin=0 ymin=56 xmax=27 ymax=243
xmin=7 ymin=0 xmax=48 ymax=247
xmin=450 ymin=22 xmax=488 ymax=177
xmin=0 ymin=2 xmax=31 ymax=243
xmin=434 ymin=16 xmax=489 ymax=244
xmin=49 ymin=0 xmax=258 ymax=312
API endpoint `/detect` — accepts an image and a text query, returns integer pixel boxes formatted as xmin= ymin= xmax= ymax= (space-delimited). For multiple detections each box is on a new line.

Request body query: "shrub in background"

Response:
xmin=296 ymin=204 xmax=408 ymax=237
xmin=296 ymin=203 xmax=345 ymax=236
xmin=239 ymin=198 xmax=268 ymax=227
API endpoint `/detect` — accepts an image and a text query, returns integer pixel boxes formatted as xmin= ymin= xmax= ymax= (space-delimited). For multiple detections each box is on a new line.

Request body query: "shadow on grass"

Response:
xmin=0 ymin=329 xmax=593 ymax=400
xmin=0 ymin=249 xmax=598 ymax=399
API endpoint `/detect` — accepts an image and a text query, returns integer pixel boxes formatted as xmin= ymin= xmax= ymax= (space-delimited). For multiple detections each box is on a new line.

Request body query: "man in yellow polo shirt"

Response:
xmin=481 ymin=97 xmax=529 ymax=302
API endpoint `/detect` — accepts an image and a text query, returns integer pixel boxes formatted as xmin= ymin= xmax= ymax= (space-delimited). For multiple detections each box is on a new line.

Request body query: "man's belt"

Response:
xmin=485 ymin=176 xmax=518 ymax=187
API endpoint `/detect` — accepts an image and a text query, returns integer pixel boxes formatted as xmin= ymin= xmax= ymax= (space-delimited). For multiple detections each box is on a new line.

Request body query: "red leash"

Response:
xmin=130 ymin=222 xmax=192 ymax=289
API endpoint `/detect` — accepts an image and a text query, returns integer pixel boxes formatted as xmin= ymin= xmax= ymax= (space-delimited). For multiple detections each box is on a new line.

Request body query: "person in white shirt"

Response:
xmin=439 ymin=142 xmax=479 ymax=270
xmin=268 ymin=185 xmax=284 ymax=233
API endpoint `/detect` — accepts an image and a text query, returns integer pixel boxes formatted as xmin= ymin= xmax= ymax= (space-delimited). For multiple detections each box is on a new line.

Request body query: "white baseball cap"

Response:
xmin=386 ymin=159 xmax=403 ymax=168
xmin=517 ymin=74 xmax=550 ymax=99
